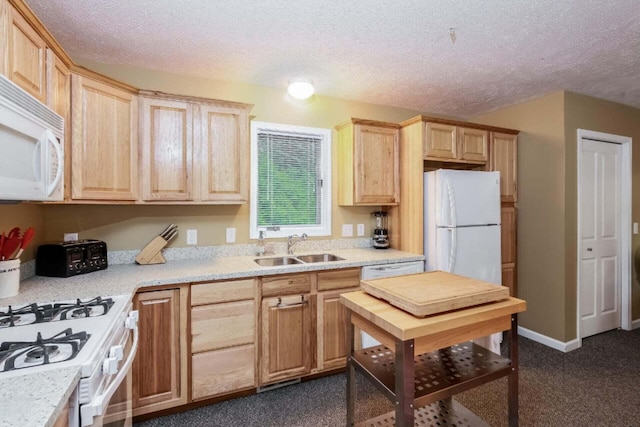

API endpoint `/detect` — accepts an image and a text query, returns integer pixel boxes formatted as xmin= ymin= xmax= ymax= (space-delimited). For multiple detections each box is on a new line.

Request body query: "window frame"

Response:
xmin=249 ymin=121 xmax=332 ymax=240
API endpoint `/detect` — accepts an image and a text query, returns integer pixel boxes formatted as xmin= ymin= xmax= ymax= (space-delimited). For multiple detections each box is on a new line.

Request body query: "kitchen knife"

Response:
xmin=159 ymin=224 xmax=176 ymax=240
xmin=164 ymin=228 xmax=178 ymax=242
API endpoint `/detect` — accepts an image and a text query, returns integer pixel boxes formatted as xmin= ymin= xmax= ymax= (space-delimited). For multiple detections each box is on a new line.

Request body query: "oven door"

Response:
xmin=80 ymin=311 xmax=138 ymax=427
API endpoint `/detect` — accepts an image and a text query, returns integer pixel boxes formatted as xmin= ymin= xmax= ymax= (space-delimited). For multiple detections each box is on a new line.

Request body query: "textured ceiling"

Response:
xmin=25 ymin=0 xmax=640 ymax=118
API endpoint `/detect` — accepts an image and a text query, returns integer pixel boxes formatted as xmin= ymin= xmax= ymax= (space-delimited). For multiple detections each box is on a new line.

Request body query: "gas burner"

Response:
xmin=25 ymin=345 xmax=60 ymax=363
xmin=0 ymin=303 xmax=46 ymax=327
xmin=0 ymin=328 xmax=89 ymax=372
xmin=53 ymin=297 xmax=114 ymax=321
xmin=0 ymin=297 xmax=115 ymax=327
xmin=71 ymin=307 xmax=91 ymax=318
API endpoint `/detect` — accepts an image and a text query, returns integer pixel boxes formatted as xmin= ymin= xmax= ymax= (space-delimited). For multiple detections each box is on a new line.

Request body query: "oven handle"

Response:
xmin=80 ymin=311 xmax=139 ymax=427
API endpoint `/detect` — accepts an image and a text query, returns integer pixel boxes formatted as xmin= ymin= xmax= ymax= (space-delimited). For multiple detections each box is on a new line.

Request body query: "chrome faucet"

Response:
xmin=287 ymin=233 xmax=307 ymax=255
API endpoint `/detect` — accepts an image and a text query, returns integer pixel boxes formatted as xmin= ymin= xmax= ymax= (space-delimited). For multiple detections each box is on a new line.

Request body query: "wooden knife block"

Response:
xmin=135 ymin=236 xmax=168 ymax=265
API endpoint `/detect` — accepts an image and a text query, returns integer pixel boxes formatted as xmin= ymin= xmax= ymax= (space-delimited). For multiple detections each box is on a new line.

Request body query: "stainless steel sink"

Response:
xmin=296 ymin=253 xmax=345 ymax=263
xmin=254 ymin=256 xmax=304 ymax=266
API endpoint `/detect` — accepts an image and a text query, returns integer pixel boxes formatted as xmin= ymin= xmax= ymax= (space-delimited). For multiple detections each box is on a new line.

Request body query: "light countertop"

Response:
xmin=0 ymin=248 xmax=423 ymax=427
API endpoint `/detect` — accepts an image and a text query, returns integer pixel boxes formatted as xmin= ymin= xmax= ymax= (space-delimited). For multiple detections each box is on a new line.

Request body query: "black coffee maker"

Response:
xmin=372 ymin=211 xmax=390 ymax=249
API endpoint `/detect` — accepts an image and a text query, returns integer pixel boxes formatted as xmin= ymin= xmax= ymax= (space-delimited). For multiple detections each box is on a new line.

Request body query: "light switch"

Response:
xmin=634 ymin=223 xmax=638 ymax=234
xmin=357 ymin=224 xmax=365 ymax=236
xmin=342 ymin=224 xmax=354 ymax=237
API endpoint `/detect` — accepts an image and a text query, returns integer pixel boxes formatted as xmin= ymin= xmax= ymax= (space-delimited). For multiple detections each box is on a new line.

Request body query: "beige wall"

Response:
xmin=0 ymin=204 xmax=46 ymax=261
xmin=1 ymin=60 xmax=424 ymax=254
xmin=473 ymin=90 xmax=640 ymax=342
xmin=472 ymin=92 xmax=568 ymax=340
xmin=563 ymin=92 xmax=640 ymax=324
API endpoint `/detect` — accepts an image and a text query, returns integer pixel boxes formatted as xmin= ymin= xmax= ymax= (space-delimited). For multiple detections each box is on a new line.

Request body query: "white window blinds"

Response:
xmin=257 ymin=131 xmax=323 ymax=227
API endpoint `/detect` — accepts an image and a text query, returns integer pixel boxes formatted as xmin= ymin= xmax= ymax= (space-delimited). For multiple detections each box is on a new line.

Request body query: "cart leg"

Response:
xmin=395 ymin=339 xmax=415 ymax=427
xmin=346 ymin=309 xmax=356 ymax=426
xmin=508 ymin=313 xmax=519 ymax=427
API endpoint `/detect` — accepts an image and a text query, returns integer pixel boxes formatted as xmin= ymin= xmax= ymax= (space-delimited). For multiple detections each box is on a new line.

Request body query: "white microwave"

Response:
xmin=0 ymin=73 xmax=64 ymax=202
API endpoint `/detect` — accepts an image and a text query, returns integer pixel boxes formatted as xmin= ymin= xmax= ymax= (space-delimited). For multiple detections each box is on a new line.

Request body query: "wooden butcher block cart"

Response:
xmin=340 ymin=271 xmax=526 ymax=427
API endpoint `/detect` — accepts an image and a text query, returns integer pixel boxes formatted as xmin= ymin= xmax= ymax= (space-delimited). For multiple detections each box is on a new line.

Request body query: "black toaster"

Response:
xmin=36 ymin=240 xmax=108 ymax=277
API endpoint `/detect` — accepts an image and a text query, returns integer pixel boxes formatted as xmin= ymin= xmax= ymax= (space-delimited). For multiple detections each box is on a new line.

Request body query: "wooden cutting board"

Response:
xmin=360 ymin=270 xmax=510 ymax=317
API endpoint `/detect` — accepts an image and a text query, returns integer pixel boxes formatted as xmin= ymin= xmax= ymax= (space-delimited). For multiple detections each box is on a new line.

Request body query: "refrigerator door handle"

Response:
xmin=448 ymin=228 xmax=457 ymax=272
xmin=445 ymin=177 xmax=457 ymax=227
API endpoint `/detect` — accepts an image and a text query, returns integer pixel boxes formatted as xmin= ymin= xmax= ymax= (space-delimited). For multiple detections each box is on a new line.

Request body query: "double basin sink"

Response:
xmin=254 ymin=253 xmax=344 ymax=266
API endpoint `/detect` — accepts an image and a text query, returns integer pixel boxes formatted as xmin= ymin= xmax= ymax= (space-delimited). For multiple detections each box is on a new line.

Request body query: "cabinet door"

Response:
xmin=502 ymin=265 xmax=516 ymax=297
xmin=490 ymin=132 xmax=518 ymax=203
xmin=261 ymin=294 xmax=312 ymax=384
xmin=140 ymin=97 xmax=193 ymax=201
xmin=317 ymin=288 xmax=358 ymax=371
xmin=71 ymin=74 xmax=139 ymax=200
xmin=46 ymin=49 xmax=71 ymax=199
xmin=354 ymin=124 xmax=399 ymax=205
xmin=198 ymin=104 xmax=249 ymax=203
xmin=501 ymin=206 xmax=517 ymax=296
xmin=459 ymin=127 xmax=488 ymax=163
xmin=1 ymin=3 xmax=46 ymax=102
xmin=133 ymin=287 xmax=188 ymax=416
xmin=424 ymin=123 xmax=457 ymax=160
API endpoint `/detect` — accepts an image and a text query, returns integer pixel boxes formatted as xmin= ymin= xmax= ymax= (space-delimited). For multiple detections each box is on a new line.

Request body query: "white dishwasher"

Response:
xmin=360 ymin=261 xmax=424 ymax=347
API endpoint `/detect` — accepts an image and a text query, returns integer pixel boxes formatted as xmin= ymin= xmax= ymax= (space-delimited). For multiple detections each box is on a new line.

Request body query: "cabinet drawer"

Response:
xmin=191 ymin=300 xmax=255 ymax=353
xmin=191 ymin=279 xmax=254 ymax=306
xmin=261 ymin=274 xmax=311 ymax=297
xmin=317 ymin=268 xmax=360 ymax=291
xmin=192 ymin=344 xmax=255 ymax=400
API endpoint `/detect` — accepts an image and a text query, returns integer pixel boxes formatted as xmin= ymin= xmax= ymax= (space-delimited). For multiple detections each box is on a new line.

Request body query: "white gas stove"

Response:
xmin=0 ymin=295 xmax=138 ymax=426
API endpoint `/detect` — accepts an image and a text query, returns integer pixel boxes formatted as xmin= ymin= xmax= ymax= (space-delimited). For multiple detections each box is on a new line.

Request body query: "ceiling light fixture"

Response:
xmin=287 ymin=80 xmax=315 ymax=100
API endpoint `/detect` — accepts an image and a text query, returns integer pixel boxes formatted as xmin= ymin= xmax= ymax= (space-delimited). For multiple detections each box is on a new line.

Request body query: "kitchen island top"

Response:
xmin=0 ymin=247 xmax=423 ymax=427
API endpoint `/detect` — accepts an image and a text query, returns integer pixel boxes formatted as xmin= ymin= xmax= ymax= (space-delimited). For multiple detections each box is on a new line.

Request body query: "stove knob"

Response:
xmin=109 ymin=345 xmax=124 ymax=361
xmin=103 ymin=356 xmax=119 ymax=375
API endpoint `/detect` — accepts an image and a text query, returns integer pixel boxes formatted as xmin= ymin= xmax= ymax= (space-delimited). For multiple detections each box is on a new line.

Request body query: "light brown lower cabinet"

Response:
xmin=192 ymin=344 xmax=255 ymax=400
xmin=190 ymin=279 xmax=257 ymax=401
xmin=317 ymin=288 xmax=359 ymax=371
xmin=132 ymin=286 xmax=189 ymax=416
xmin=501 ymin=205 xmax=517 ymax=297
xmin=260 ymin=293 xmax=313 ymax=385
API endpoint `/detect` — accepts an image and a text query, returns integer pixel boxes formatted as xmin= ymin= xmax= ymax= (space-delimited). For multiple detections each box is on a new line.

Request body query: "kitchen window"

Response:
xmin=250 ymin=121 xmax=331 ymax=239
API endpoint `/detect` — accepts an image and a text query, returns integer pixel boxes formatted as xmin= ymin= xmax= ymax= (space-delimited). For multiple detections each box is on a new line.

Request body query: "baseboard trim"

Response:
xmin=518 ymin=326 xmax=581 ymax=353
xmin=632 ymin=318 xmax=640 ymax=330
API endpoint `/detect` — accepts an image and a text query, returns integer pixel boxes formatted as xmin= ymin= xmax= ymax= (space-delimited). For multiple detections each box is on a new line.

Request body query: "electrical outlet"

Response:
xmin=357 ymin=224 xmax=365 ymax=236
xmin=342 ymin=224 xmax=354 ymax=237
xmin=186 ymin=229 xmax=197 ymax=245
xmin=226 ymin=227 xmax=236 ymax=243
xmin=64 ymin=233 xmax=78 ymax=242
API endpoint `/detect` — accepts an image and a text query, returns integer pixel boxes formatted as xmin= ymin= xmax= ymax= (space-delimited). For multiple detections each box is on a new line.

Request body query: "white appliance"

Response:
xmin=0 ymin=73 xmax=64 ymax=202
xmin=424 ymin=169 xmax=502 ymax=352
xmin=0 ymin=295 xmax=138 ymax=426
xmin=360 ymin=261 xmax=424 ymax=347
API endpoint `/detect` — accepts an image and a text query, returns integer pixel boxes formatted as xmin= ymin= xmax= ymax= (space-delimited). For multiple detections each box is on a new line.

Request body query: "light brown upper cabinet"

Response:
xmin=424 ymin=122 xmax=488 ymax=164
xmin=336 ymin=118 xmax=400 ymax=206
xmin=139 ymin=92 xmax=252 ymax=204
xmin=0 ymin=0 xmax=47 ymax=103
xmin=140 ymin=97 xmax=194 ymax=201
xmin=46 ymin=49 xmax=71 ymax=199
xmin=71 ymin=74 xmax=139 ymax=200
xmin=490 ymin=132 xmax=518 ymax=203
xmin=198 ymin=103 xmax=250 ymax=203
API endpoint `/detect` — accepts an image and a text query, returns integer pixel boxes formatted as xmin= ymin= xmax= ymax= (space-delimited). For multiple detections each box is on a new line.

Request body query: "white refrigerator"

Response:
xmin=424 ymin=169 xmax=502 ymax=352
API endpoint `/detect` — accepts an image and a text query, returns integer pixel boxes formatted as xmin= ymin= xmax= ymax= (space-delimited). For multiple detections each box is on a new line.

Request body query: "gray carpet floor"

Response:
xmin=135 ymin=328 xmax=640 ymax=426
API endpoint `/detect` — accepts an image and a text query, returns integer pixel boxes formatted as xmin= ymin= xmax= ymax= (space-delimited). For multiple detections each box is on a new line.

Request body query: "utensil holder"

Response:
xmin=0 ymin=259 xmax=20 ymax=298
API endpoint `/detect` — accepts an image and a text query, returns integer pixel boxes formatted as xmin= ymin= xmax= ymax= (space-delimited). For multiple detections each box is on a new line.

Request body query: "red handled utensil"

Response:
xmin=12 ymin=227 xmax=34 ymax=260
